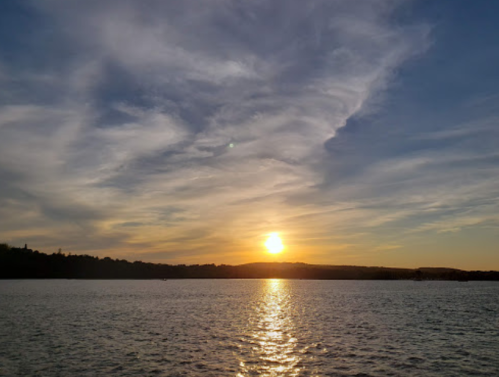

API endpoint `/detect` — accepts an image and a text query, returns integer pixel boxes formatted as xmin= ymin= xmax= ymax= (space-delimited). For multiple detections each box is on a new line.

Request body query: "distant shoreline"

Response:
xmin=0 ymin=277 xmax=499 ymax=283
xmin=1 ymin=244 xmax=498 ymax=280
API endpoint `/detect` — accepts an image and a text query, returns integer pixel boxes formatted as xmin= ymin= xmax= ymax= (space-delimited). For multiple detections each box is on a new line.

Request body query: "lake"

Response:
xmin=0 ymin=280 xmax=498 ymax=376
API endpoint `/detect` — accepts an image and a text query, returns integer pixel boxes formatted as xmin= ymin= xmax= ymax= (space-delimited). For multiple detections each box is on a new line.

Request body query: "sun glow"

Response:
xmin=265 ymin=233 xmax=284 ymax=254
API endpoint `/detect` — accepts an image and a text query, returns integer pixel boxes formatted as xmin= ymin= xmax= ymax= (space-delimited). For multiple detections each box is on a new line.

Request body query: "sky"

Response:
xmin=0 ymin=0 xmax=498 ymax=269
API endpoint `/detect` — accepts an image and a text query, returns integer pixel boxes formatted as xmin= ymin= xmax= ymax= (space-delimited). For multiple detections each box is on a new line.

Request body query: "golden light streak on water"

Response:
xmin=238 ymin=279 xmax=301 ymax=376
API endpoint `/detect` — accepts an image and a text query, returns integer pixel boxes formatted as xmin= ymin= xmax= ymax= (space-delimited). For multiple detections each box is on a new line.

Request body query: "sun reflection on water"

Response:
xmin=238 ymin=279 xmax=301 ymax=377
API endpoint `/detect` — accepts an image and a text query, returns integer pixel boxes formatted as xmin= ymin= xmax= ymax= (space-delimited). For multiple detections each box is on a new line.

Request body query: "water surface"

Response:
xmin=1 ymin=280 xmax=498 ymax=376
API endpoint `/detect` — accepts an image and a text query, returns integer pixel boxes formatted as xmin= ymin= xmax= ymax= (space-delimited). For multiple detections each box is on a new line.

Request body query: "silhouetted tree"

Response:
xmin=0 ymin=243 xmax=497 ymax=280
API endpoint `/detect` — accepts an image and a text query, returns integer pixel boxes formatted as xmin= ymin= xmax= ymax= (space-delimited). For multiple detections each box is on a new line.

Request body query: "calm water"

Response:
xmin=0 ymin=280 xmax=498 ymax=377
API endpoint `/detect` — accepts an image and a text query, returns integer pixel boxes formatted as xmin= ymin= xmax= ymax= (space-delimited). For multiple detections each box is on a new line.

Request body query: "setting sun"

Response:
xmin=265 ymin=233 xmax=284 ymax=254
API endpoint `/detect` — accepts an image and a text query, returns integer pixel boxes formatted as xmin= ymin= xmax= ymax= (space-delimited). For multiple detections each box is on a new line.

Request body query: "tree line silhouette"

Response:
xmin=1 ymin=243 xmax=498 ymax=280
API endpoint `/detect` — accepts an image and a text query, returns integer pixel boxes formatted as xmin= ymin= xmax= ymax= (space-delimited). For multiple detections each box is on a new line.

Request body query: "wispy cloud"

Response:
xmin=1 ymin=1 xmax=496 ymax=268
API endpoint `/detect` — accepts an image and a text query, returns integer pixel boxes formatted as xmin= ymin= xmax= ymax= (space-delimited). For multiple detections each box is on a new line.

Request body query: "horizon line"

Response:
xmin=3 ymin=244 xmax=498 ymax=273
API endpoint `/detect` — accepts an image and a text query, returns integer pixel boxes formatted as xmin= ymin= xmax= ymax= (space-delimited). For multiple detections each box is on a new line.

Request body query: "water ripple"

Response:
xmin=0 ymin=280 xmax=498 ymax=376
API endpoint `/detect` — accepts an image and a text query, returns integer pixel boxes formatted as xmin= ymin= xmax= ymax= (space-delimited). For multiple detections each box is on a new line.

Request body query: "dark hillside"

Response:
xmin=1 ymin=244 xmax=498 ymax=280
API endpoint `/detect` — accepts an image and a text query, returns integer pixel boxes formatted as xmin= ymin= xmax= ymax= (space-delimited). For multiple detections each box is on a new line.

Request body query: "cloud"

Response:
xmin=0 ymin=0 xmax=443 ymax=263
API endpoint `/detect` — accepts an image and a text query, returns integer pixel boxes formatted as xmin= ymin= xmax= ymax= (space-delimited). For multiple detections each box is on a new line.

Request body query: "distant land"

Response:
xmin=1 ymin=243 xmax=498 ymax=280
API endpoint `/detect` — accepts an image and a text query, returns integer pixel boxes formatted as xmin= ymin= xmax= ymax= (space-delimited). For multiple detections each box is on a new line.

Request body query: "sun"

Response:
xmin=265 ymin=233 xmax=284 ymax=254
